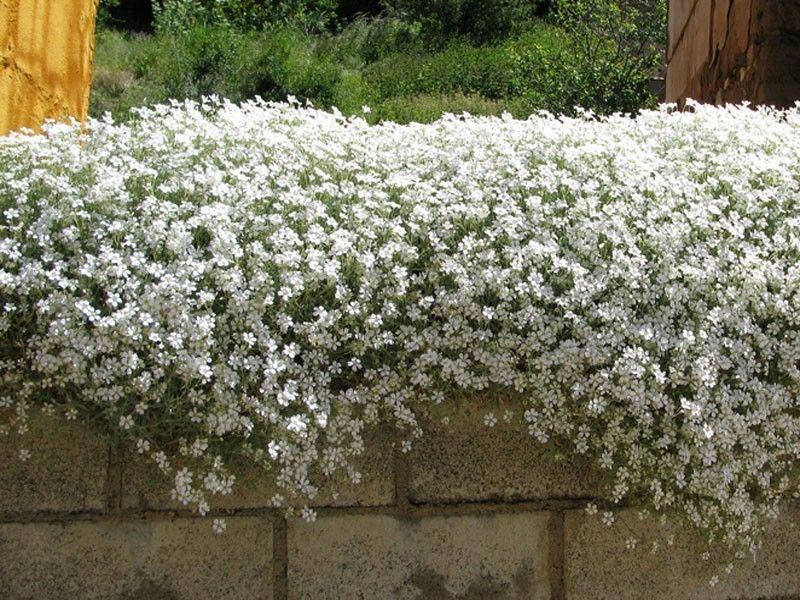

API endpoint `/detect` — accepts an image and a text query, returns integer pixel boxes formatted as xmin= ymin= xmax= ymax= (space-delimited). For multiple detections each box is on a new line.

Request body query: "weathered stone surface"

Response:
xmin=667 ymin=0 xmax=800 ymax=107
xmin=755 ymin=5 xmax=800 ymax=108
xmin=288 ymin=511 xmax=554 ymax=599
xmin=121 ymin=423 xmax=395 ymax=511
xmin=711 ymin=0 xmax=730 ymax=54
xmin=667 ymin=0 xmax=698 ymax=60
xmin=0 ymin=414 xmax=109 ymax=515
xmin=666 ymin=0 xmax=711 ymax=103
xmin=564 ymin=505 xmax=800 ymax=599
xmin=0 ymin=516 xmax=273 ymax=599
xmin=407 ymin=398 xmax=600 ymax=504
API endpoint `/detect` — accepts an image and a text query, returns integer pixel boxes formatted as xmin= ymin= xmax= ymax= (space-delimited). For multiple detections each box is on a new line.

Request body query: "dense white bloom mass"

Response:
xmin=1 ymin=99 xmax=800 ymax=559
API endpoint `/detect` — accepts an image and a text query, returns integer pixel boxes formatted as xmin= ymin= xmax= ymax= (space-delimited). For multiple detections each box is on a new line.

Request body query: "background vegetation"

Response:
xmin=91 ymin=0 xmax=667 ymax=123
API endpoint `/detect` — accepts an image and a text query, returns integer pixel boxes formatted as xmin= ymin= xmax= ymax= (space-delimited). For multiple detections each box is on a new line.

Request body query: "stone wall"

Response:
xmin=3 ymin=400 xmax=800 ymax=599
xmin=0 ymin=0 xmax=98 ymax=135
xmin=666 ymin=0 xmax=800 ymax=107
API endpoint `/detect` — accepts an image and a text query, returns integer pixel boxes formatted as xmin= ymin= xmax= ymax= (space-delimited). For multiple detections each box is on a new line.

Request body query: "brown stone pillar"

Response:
xmin=666 ymin=0 xmax=800 ymax=107
xmin=0 ymin=0 xmax=99 ymax=135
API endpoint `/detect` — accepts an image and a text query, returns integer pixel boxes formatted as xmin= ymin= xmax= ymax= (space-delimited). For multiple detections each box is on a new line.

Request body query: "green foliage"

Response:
xmin=96 ymin=0 xmax=123 ymax=29
xmin=151 ymin=0 xmax=339 ymax=33
xmin=90 ymin=26 xmax=354 ymax=119
xmin=320 ymin=16 xmax=425 ymax=65
xmin=363 ymin=24 xmax=564 ymax=102
xmin=143 ymin=26 xmax=250 ymax=99
xmin=381 ymin=0 xmax=544 ymax=45
xmin=364 ymin=42 xmax=513 ymax=100
xmin=91 ymin=0 xmax=667 ymax=123
xmin=551 ymin=0 xmax=667 ymax=114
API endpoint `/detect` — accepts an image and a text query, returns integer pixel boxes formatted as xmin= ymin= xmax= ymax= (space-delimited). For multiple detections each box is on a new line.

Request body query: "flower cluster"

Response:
xmin=1 ymin=99 xmax=799 ymax=556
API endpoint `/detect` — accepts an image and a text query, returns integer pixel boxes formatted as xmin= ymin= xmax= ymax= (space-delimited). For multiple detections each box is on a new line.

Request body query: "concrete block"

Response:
xmin=121 ymin=424 xmax=395 ymax=511
xmin=407 ymin=399 xmax=601 ymax=504
xmin=564 ymin=505 xmax=800 ymax=599
xmin=0 ymin=516 xmax=273 ymax=599
xmin=288 ymin=511 xmax=554 ymax=599
xmin=0 ymin=414 xmax=109 ymax=514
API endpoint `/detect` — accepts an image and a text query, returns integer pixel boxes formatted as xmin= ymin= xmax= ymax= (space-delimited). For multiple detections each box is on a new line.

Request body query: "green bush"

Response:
xmin=140 ymin=27 xmax=248 ymax=100
xmin=152 ymin=0 xmax=339 ymax=33
xmin=550 ymin=0 xmax=666 ymax=114
xmin=319 ymin=16 xmax=425 ymax=66
xmin=96 ymin=0 xmax=123 ymax=29
xmin=330 ymin=70 xmax=376 ymax=115
xmin=381 ymin=0 xmax=545 ymax=45
xmin=362 ymin=23 xmax=565 ymax=103
xmin=363 ymin=42 xmax=511 ymax=99
xmin=91 ymin=1 xmax=666 ymax=122
xmin=90 ymin=26 xmax=355 ymax=120
xmin=359 ymin=1 xmax=665 ymax=117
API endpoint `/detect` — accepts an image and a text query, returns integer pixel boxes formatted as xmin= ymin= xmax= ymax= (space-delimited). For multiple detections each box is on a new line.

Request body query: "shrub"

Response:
xmin=551 ymin=0 xmax=667 ymax=114
xmin=91 ymin=3 xmax=662 ymax=122
xmin=320 ymin=16 xmax=425 ymax=66
xmin=152 ymin=0 xmax=339 ymax=33
xmin=364 ymin=41 xmax=518 ymax=100
xmin=96 ymin=0 xmax=123 ymax=29
xmin=361 ymin=23 xmax=577 ymax=114
xmin=381 ymin=0 xmax=545 ymax=44
xmin=330 ymin=70 xmax=376 ymax=116
xmin=90 ymin=26 xmax=348 ymax=119
xmin=2 ymin=102 xmax=800 ymax=574
xmin=364 ymin=0 xmax=666 ymax=115
xmin=141 ymin=26 xmax=250 ymax=100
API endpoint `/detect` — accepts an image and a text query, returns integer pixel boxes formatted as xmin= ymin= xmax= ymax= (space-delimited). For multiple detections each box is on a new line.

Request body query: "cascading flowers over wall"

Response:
xmin=1 ymin=99 xmax=799 ymax=571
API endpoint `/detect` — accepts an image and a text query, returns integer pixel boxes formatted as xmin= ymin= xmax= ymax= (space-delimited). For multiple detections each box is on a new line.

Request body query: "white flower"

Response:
xmin=1 ymin=100 xmax=798 ymax=564
xmin=212 ymin=518 xmax=226 ymax=534
xmin=300 ymin=507 xmax=317 ymax=522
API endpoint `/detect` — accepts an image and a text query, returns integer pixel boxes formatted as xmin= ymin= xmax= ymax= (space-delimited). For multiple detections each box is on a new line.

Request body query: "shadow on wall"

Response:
xmin=0 ymin=0 xmax=98 ymax=135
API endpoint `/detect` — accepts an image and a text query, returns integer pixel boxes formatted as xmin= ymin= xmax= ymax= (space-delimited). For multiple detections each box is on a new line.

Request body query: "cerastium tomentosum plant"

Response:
xmin=1 ymin=99 xmax=799 ymax=579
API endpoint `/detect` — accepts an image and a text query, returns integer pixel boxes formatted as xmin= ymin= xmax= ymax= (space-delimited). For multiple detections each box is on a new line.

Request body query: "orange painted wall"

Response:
xmin=0 ymin=0 xmax=99 ymax=135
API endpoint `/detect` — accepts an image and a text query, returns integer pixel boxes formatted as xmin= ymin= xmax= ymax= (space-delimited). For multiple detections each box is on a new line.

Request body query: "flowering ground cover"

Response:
xmin=1 ymin=99 xmax=799 ymax=567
